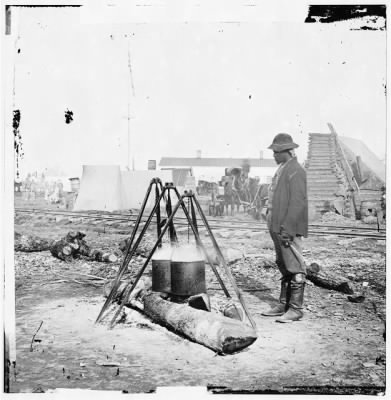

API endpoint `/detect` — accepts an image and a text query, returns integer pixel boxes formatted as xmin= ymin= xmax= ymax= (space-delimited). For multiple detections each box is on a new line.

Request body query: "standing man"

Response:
xmin=262 ymin=133 xmax=308 ymax=322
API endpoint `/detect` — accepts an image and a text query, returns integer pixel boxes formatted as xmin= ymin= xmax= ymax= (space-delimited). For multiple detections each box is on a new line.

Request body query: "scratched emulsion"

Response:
xmin=13 ymin=109 xmax=23 ymax=179
xmin=305 ymin=5 xmax=386 ymax=30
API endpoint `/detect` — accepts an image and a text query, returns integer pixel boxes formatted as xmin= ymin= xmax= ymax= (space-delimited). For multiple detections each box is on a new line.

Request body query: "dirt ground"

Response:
xmin=10 ymin=203 xmax=386 ymax=394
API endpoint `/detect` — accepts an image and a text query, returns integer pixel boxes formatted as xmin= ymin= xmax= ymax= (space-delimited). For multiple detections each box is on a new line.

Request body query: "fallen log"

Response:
xmin=50 ymin=238 xmax=76 ymax=262
xmin=14 ymin=232 xmax=54 ymax=252
xmin=80 ymin=241 xmax=118 ymax=263
xmin=88 ymin=249 xmax=118 ymax=263
xmin=50 ymin=231 xmax=85 ymax=262
xmin=306 ymin=262 xmax=355 ymax=294
xmin=102 ymin=279 xmax=256 ymax=354
xmin=143 ymin=292 xmax=257 ymax=354
xmin=50 ymin=231 xmax=118 ymax=263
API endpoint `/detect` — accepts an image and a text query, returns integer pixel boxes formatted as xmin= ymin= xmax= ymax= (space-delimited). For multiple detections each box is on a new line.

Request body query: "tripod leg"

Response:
xmin=172 ymin=189 xmax=231 ymax=299
xmin=157 ymin=179 xmax=168 ymax=204
xmin=190 ymin=196 xmax=199 ymax=235
xmin=96 ymin=179 xmax=156 ymax=323
xmin=109 ymin=195 xmax=185 ymax=328
xmin=96 ymin=183 xmax=165 ymax=323
xmin=155 ymin=183 xmax=162 ymax=247
xmin=192 ymin=194 xmax=257 ymax=329
xmin=166 ymin=189 xmax=177 ymax=243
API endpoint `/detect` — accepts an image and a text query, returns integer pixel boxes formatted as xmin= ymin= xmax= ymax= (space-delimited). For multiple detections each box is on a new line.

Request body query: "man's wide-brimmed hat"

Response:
xmin=268 ymin=133 xmax=299 ymax=152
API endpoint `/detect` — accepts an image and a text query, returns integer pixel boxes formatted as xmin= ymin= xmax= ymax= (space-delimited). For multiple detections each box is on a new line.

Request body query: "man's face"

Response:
xmin=273 ymin=150 xmax=290 ymax=164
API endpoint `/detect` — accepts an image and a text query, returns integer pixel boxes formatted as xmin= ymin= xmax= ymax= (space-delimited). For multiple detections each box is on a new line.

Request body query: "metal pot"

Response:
xmin=151 ymin=245 xmax=173 ymax=293
xmin=170 ymin=245 xmax=206 ymax=296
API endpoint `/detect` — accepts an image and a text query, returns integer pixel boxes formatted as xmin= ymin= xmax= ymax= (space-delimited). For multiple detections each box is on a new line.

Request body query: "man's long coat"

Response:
xmin=270 ymin=158 xmax=308 ymax=237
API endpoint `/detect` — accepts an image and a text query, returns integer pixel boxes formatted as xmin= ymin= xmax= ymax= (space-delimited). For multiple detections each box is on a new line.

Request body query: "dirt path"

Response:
xmin=11 ymin=258 xmax=385 ymax=393
xmin=10 ymin=212 xmax=386 ymax=394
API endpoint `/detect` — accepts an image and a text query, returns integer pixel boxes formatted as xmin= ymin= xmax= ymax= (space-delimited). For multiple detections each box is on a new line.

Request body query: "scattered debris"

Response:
xmin=376 ymin=355 xmax=386 ymax=365
xmin=347 ymin=295 xmax=365 ymax=303
xmin=30 ymin=321 xmax=43 ymax=352
xmin=362 ymin=362 xmax=377 ymax=368
xmin=15 ymin=231 xmax=53 ymax=252
xmin=96 ymin=361 xmax=122 ymax=367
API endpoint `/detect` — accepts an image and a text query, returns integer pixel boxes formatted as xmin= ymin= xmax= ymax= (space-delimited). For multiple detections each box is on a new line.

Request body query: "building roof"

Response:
xmin=159 ymin=157 xmax=276 ymax=168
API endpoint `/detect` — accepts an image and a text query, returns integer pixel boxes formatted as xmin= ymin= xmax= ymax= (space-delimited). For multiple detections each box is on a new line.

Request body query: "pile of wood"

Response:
xmin=14 ymin=230 xmax=118 ymax=264
xmin=50 ymin=231 xmax=118 ymax=263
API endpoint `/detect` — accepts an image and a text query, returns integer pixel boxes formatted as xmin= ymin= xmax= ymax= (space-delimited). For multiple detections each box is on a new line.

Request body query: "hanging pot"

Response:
xmin=170 ymin=245 xmax=206 ymax=296
xmin=151 ymin=245 xmax=173 ymax=293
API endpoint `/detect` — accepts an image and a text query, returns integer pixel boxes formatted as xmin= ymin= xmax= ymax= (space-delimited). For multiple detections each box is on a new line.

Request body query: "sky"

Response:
xmin=4 ymin=3 xmax=387 ymax=178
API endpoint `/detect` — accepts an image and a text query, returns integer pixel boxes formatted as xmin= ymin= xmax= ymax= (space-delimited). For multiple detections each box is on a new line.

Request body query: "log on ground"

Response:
xmin=50 ymin=238 xmax=76 ymax=262
xmin=14 ymin=232 xmax=53 ymax=252
xmin=143 ymin=292 xmax=257 ymax=354
xmin=306 ymin=262 xmax=355 ymax=294
xmin=50 ymin=231 xmax=85 ymax=262
xmin=89 ymin=249 xmax=118 ymax=263
xmin=50 ymin=231 xmax=118 ymax=263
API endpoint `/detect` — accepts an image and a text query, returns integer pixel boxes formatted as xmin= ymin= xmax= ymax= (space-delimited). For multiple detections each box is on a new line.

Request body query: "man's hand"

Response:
xmin=279 ymin=228 xmax=293 ymax=248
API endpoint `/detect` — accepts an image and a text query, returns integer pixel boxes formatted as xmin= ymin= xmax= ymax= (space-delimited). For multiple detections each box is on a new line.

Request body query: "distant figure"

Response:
xmin=248 ymin=179 xmax=269 ymax=220
xmin=224 ymin=180 xmax=234 ymax=216
xmin=232 ymin=174 xmax=243 ymax=212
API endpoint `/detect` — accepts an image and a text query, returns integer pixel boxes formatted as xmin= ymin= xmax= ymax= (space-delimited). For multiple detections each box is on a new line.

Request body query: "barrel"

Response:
xmin=69 ymin=177 xmax=80 ymax=193
xmin=170 ymin=245 xmax=206 ymax=296
xmin=151 ymin=245 xmax=173 ymax=293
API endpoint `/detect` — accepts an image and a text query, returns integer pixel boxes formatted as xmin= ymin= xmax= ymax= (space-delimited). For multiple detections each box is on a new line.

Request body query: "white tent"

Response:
xmin=121 ymin=170 xmax=173 ymax=209
xmin=73 ymin=165 xmax=126 ymax=212
xmin=73 ymin=166 xmax=174 ymax=211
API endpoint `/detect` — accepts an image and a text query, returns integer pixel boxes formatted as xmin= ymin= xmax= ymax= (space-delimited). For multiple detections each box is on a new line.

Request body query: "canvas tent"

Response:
xmin=73 ymin=165 xmax=126 ymax=212
xmin=121 ymin=169 xmax=173 ymax=209
xmin=73 ymin=165 xmax=174 ymax=212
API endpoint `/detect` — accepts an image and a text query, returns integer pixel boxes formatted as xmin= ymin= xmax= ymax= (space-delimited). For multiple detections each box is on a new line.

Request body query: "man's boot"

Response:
xmin=275 ymin=278 xmax=305 ymax=323
xmin=261 ymin=277 xmax=290 ymax=316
